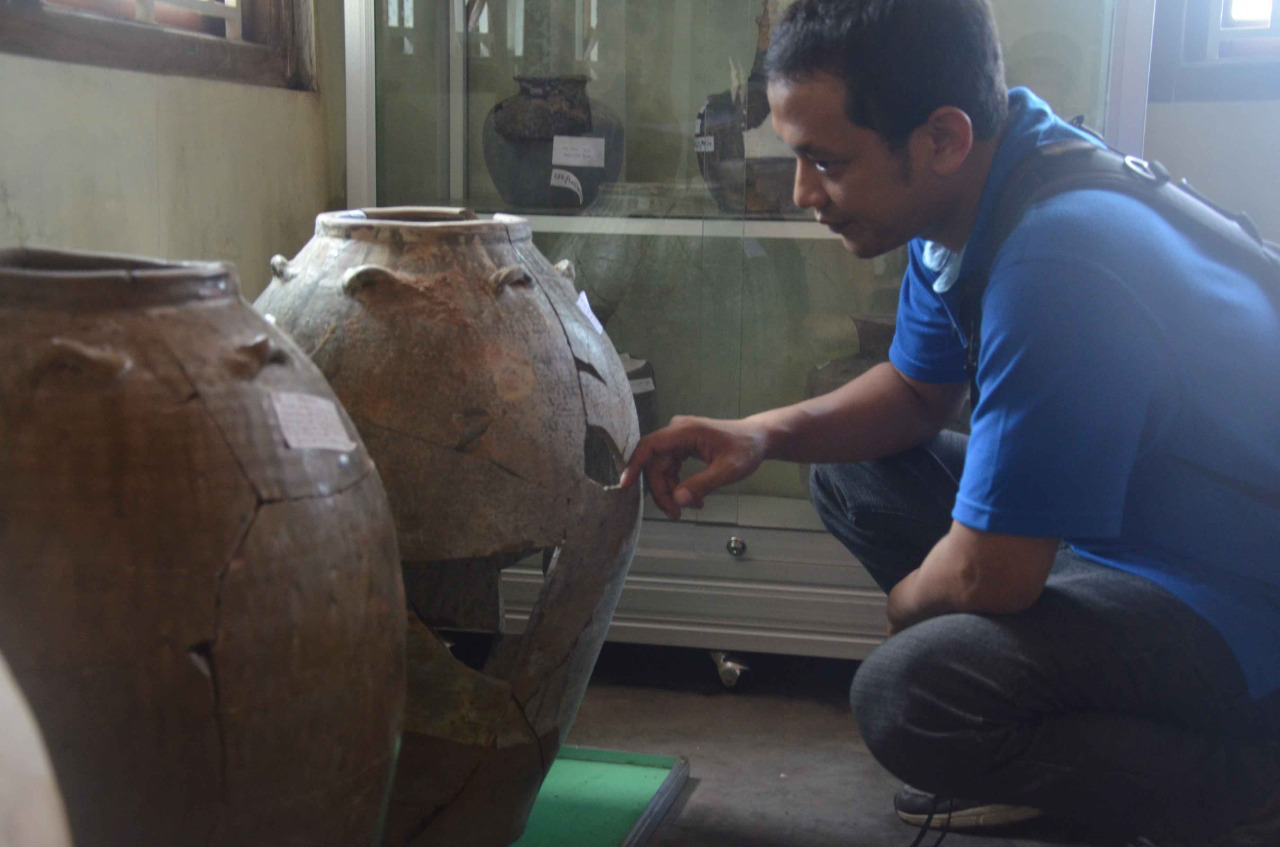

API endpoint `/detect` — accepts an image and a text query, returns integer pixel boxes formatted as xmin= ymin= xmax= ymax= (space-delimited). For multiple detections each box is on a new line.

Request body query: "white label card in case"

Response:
xmin=550 ymin=168 xmax=585 ymax=204
xmin=552 ymin=136 xmax=606 ymax=168
xmin=629 ymin=377 xmax=655 ymax=394
xmin=272 ymin=392 xmax=357 ymax=452
xmin=575 ymin=290 xmax=605 ymax=335
xmin=694 ymin=136 xmax=715 ymax=153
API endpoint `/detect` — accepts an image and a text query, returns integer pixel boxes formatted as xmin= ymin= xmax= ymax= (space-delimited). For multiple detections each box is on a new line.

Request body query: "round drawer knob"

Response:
xmin=725 ymin=536 xmax=747 ymax=558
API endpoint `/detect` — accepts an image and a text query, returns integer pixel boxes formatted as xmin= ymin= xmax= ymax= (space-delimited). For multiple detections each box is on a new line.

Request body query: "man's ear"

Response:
xmin=914 ymin=106 xmax=974 ymax=176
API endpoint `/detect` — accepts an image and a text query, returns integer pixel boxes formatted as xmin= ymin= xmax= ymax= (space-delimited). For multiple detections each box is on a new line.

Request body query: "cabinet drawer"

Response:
xmin=631 ymin=519 xmax=880 ymax=591
xmin=499 ymin=516 xmax=890 ymax=660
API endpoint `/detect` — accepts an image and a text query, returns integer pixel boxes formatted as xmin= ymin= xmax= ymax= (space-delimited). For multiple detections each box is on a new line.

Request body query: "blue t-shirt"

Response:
xmin=889 ymin=88 xmax=1280 ymax=699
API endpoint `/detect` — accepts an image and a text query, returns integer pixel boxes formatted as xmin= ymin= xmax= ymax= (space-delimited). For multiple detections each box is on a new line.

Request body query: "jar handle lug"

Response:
xmin=554 ymin=259 xmax=576 ymax=284
xmin=490 ymin=265 xmax=532 ymax=294
xmin=228 ymin=334 xmax=289 ymax=380
xmin=270 ymin=254 xmax=297 ymax=282
xmin=31 ymin=338 xmax=133 ymax=388
xmin=341 ymin=264 xmax=403 ymax=298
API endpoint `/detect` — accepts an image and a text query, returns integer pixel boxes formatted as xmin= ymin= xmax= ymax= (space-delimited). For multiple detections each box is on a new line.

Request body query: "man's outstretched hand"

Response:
xmin=618 ymin=415 xmax=769 ymax=519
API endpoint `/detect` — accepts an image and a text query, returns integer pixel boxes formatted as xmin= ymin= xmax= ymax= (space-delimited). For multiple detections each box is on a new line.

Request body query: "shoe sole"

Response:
xmin=897 ymin=804 xmax=1044 ymax=830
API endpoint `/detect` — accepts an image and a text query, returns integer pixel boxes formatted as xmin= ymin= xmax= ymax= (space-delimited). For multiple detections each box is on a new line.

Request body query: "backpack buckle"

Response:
xmin=1124 ymin=155 xmax=1164 ymax=183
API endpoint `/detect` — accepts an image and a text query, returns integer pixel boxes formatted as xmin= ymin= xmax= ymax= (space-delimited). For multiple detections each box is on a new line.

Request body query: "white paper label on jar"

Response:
xmin=694 ymin=135 xmax=715 ymax=153
xmin=272 ymin=392 xmax=357 ymax=452
xmin=550 ymin=168 xmax=585 ymax=204
xmin=629 ymin=377 xmax=656 ymax=394
xmin=575 ymin=290 xmax=605 ymax=334
xmin=551 ymin=136 xmax=606 ymax=168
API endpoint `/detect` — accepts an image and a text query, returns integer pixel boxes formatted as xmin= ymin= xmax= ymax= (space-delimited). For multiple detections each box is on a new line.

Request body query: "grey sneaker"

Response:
xmin=894 ymin=785 xmax=1044 ymax=830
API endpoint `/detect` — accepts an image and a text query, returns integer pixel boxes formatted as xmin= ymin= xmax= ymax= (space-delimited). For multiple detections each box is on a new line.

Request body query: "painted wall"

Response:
xmin=1145 ymin=100 xmax=1280 ymax=242
xmin=0 ymin=49 xmax=333 ymax=301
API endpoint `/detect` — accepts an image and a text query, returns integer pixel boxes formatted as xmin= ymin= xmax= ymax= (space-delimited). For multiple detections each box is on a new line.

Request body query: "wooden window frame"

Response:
xmin=0 ymin=0 xmax=315 ymax=90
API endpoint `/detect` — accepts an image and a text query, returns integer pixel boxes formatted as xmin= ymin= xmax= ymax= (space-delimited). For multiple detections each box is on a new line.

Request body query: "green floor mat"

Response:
xmin=513 ymin=747 xmax=690 ymax=847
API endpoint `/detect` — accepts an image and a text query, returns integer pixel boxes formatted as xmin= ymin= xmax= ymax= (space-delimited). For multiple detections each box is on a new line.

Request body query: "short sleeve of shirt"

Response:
xmin=952 ymin=201 xmax=1173 ymax=538
xmin=888 ymin=240 xmax=968 ymax=385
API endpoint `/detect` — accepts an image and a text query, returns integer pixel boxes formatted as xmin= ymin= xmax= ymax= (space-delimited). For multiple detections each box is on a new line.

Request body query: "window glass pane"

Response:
xmin=44 ymin=0 xmax=235 ymax=37
xmin=1226 ymin=0 xmax=1273 ymax=27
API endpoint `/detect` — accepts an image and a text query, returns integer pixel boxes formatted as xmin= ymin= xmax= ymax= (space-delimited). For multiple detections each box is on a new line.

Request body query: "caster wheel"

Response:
xmin=709 ymin=651 xmax=751 ymax=689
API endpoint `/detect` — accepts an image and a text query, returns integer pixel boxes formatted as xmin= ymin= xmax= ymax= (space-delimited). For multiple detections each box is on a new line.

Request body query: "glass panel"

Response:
xmin=452 ymin=0 xmax=811 ymax=218
xmin=368 ymin=0 xmax=1134 ymax=515
xmin=375 ymin=0 xmax=451 ymax=206
xmin=370 ymin=0 xmax=1127 ymax=209
xmin=994 ymin=0 xmax=1117 ymax=133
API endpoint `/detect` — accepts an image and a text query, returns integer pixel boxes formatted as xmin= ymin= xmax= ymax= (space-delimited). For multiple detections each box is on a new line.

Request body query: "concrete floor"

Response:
xmin=564 ymin=643 xmax=1125 ymax=847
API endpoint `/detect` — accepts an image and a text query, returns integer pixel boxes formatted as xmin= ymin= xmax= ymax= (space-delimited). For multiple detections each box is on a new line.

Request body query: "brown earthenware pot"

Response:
xmin=0 ymin=248 xmax=406 ymax=847
xmin=255 ymin=207 xmax=643 ymax=847
xmin=482 ymin=76 xmax=626 ymax=211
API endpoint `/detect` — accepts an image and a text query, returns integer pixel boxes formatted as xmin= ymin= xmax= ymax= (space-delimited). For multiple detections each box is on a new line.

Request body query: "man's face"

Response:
xmin=769 ymin=72 xmax=935 ymax=258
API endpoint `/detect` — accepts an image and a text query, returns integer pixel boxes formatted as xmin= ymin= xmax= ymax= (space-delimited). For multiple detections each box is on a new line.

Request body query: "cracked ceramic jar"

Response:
xmin=255 ymin=208 xmax=643 ymax=847
xmin=0 ymin=249 xmax=406 ymax=847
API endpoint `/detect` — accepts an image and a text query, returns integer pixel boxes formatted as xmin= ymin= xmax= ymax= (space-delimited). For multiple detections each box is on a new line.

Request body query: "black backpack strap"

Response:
xmin=959 ymin=139 xmax=1279 ymax=408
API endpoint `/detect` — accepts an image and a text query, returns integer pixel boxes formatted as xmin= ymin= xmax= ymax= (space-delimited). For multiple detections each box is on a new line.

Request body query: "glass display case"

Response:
xmin=345 ymin=0 xmax=1156 ymax=660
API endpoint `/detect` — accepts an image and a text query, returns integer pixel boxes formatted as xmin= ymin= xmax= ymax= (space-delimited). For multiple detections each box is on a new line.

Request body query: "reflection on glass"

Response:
xmin=370 ymin=0 xmax=1131 ymax=504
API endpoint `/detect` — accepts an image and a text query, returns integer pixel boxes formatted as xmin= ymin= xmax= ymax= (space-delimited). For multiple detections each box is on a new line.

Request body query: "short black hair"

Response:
xmin=765 ymin=0 xmax=1008 ymax=149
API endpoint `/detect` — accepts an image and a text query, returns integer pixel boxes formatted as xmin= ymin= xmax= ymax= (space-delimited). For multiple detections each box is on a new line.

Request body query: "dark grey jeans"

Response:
xmin=810 ymin=432 xmax=1280 ymax=841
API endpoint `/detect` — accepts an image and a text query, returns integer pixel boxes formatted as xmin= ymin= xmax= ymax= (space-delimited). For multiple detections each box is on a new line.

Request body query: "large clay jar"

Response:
xmin=482 ymin=75 xmax=625 ymax=211
xmin=255 ymin=208 xmax=643 ymax=847
xmin=0 ymin=249 xmax=406 ymax=847
xmin=0 ymin=649 xmax=73 ymax=847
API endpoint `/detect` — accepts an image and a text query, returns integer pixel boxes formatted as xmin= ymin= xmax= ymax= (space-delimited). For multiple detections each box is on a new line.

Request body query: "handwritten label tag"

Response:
xmin=550 ymin=168 xmax=585 ymax=204
xmin=552 ymin=136 xmax=606 ymax=168
xmin=629 ymin=377 xmax=656 ymax=394
xmin=575 ymin=290 xmax=605 ymax=334
xmin=272 ymin=392 xmax=357 ymax=452
xmin=694 ymin=135 xmax=715 ymax=153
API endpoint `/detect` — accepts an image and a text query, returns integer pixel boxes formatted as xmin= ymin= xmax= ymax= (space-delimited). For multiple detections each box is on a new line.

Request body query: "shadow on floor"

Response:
xmin=568 ymin=643 xmax=1128 ymax=847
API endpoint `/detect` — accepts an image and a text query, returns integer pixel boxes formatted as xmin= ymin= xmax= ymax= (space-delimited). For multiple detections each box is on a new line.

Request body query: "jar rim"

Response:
xmin=315 ymin=208 xmax=532 ymax=243
xmin=0 ymin=248 xmax=238 ymax=309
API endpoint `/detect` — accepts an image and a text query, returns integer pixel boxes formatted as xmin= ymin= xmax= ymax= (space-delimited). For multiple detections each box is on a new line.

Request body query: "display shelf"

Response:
xmin=509 ymin=214 xmax=838 ymax=240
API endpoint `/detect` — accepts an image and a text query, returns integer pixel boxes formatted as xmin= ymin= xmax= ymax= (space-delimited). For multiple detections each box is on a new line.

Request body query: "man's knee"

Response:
xmin=850 ymin=619 xmax=1000 ymax=789
xmin=850 ymin=632 xmax=930 ymax=766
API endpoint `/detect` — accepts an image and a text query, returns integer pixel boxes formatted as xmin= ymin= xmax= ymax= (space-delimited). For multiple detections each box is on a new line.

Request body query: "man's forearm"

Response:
xmin=746 ymin=362 xmax=965 ymax=465
xmin=887 ymin=522 xmax=1060 ymax=633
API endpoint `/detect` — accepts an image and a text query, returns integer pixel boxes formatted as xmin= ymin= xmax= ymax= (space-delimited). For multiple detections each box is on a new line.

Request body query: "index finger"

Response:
xmin=619 ymin=424 xmax=692 ymax=489
xmin=618 ymin=437 xmax=657 ymax=490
